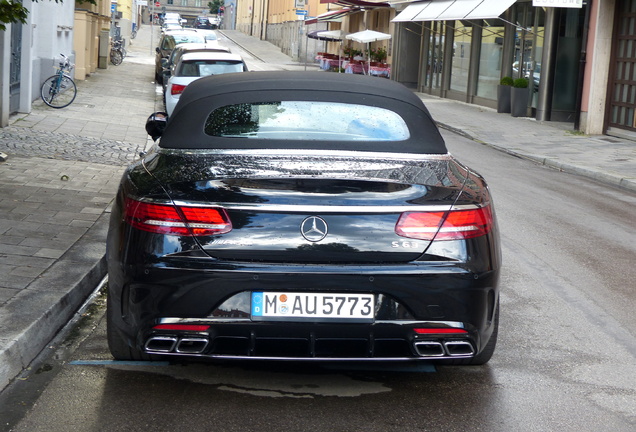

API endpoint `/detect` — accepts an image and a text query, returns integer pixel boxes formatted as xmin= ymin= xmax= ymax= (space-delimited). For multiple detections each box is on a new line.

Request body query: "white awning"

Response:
xmin=392 ymin=0 xmax=516 ymax=23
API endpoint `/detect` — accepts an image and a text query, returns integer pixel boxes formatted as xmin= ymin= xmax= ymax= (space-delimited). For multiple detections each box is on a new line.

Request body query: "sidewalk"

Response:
xmin=0 ymin=25 xmax=161 ymax=392
xmin=0 ymin=27 xmax=634 ymax=394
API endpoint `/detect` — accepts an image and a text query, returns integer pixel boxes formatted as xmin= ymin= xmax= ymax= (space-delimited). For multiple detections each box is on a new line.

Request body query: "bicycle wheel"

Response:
xmin=40 ymin=75 xmax=77 ymax=108
xmin=110 ymin=49 xmax=123 ymax=66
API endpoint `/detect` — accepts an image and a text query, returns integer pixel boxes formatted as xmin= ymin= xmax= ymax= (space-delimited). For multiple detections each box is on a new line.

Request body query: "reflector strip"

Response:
xmin=414 ymin=328 xmax=468 ymax=334
xmin=153 ymin=324 xmax=211 ymax=331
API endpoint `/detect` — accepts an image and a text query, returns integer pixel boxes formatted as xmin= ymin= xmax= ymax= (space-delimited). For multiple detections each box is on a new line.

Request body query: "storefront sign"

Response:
xmin=533 ymin=0 xmax=583 ymax=8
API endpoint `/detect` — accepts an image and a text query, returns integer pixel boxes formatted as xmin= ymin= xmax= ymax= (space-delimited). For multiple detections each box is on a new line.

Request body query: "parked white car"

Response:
xmin=165 ymin=52 xmax=247 ymax=116
xmin=161 ymin=42 xmax=232 ymax=91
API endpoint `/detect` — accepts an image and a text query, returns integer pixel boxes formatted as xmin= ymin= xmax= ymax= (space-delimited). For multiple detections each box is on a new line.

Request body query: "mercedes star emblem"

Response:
xmin=300 ymin=216 xmax=328 ymax=242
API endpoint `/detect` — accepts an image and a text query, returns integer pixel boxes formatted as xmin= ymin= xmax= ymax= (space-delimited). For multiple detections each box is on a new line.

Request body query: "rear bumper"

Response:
xmin=108 ymin=260 xmax=499 ymax=360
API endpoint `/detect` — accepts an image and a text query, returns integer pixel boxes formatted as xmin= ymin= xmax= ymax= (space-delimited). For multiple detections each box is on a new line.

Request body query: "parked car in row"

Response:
xmin=164 ymin=51 xmax=247 ymax=115
xmin=160 ymin=42 xmax=232 ymax=93
xmin=107 ymin=71 xmax=501 ymax=366
xmin=155 ymin=29 xmax=208 ymax=83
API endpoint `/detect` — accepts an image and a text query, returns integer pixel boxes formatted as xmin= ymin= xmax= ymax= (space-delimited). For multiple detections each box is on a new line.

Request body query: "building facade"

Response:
xmin=233 ymin=0 xmax=636 ymax=140
xmin=0 ymin=1 xmax=77 ymax=126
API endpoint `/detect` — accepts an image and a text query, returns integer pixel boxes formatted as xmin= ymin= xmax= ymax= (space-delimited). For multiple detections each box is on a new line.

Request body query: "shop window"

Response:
xmin=476 ymin=22 xmax=505 ymax=100
xmin=424 ymin=21 xmax=444 ymax=91
xmin=450 ymin=21 xmax=472 ymax=93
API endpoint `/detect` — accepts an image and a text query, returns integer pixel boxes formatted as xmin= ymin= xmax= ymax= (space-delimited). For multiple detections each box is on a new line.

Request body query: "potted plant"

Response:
xmin=370 ymin=47 xmax=387 ymax=64
xmin=497 ymin=76 xmax=513 ymax=113
xmin=511 ymin=78 xmax=529 ymax=117
xmin=343 ymin=46 xmax=355 ymax=60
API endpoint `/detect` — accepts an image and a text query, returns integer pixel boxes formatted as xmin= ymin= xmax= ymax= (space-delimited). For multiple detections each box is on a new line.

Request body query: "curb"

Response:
xmin=0 ymin=213 xmax=110 ymax=392
xmin=437 ymin=121 xmax=636 ymax=193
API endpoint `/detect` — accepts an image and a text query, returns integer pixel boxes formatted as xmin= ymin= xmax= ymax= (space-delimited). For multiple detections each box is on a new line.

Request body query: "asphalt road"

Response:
xmin=1 ymin=131 xmax=634 ymax=432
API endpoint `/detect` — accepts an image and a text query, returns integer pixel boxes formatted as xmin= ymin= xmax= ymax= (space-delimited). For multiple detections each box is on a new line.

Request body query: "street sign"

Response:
xmin=155 ymin=2 xmax=160 ymax=7
xmin=296 ymin=9 xmax=308 ymax=15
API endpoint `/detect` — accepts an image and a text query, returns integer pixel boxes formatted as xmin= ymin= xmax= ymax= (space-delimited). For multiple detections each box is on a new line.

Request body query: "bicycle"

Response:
xmin=110 ymin=39 xmax=125 ymax=66
xmin=40 ymin=54 xmax=77 ymax=109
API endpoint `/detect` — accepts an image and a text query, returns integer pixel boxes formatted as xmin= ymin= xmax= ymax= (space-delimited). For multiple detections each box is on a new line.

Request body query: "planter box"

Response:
xmin=511 ymin=87 xmax=529 ymax=118
xmin=497 ymin=85 xmax=511 ymax=113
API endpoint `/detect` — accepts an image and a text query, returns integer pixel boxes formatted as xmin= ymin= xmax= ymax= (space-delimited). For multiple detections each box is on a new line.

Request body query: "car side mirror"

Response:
xmin=145 ymin=112 xmax=168 ymax=141
xmin=155 ymin=47 xmax=160 ymax=54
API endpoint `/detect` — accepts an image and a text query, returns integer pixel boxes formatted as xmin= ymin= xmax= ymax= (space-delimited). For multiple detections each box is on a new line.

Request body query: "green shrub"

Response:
xmin=500 ymin=76 xmax=514 ymax=86
xmin=513 ymin=78 xmax=529 ymax=88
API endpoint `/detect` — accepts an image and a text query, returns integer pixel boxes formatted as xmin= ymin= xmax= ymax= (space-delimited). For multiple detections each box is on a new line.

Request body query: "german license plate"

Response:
xmin=251 ymin=292 xmax=374 ymax=322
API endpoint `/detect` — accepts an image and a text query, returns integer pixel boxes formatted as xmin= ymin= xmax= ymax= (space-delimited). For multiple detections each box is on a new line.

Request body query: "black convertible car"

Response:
xmin=106 ymin=71 xmax=501 ymax=365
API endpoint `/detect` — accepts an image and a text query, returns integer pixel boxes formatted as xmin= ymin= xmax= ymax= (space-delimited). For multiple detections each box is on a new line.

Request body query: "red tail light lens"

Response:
xmin=125 ymin=198 xmax=232 ymax=236
xmin=395 ymin=206 xmax=493 ymax=241
xmin=171 ymin=84 xmax=187 ymax=95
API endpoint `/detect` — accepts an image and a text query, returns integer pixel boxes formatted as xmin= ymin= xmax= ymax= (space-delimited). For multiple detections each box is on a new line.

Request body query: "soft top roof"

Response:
xmin=161 ymin=71 xmax=446 ymax=154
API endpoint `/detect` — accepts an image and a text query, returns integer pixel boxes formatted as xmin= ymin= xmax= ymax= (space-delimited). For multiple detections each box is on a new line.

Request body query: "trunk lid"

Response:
xmin=144 ymin=152 xmax=469 ymax=263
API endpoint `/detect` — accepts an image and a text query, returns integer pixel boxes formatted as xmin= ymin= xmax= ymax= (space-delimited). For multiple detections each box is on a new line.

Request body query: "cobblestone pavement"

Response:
xmin=0 ymin=128 xmax=143 ymax=166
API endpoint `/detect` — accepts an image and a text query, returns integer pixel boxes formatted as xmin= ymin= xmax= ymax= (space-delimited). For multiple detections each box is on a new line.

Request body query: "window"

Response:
xmin=476 ymin=22 xmax=505 ymax=100
xmin=450 ymin=21 xmax=472 ymax=94
xmin=205 ymin=102 xmax=410 ymax=141
xmin=178 ymin=60 xmax=244 ymax=77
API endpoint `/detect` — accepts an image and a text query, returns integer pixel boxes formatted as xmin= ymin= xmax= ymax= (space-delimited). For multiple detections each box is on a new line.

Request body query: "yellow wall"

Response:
xmin=74 ymin=0 xmax=111 ymax=79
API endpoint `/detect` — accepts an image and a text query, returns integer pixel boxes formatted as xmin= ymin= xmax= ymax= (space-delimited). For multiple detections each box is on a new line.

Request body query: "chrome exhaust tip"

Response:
xmin=443 ymin=340 xmax=475 ymax=356
xmin=413 ymin=341 xmax=445 ymax=357
xmin=176 ymin=337 xmax=209 ymax=354
xmin=145 ymin=336 xmax=178 ymax=353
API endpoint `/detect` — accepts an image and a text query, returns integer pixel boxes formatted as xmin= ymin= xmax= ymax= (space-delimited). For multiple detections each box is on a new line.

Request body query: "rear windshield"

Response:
xmin=204 ymin=101 xmax=410 ymax=141
xmin=178 ymin=60 xmax=244 ymax=77
xmin=163 ymin=34 xmax=205 ymax=50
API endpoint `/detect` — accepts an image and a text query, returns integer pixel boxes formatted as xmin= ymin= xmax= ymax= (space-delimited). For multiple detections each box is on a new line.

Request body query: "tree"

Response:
xmin=207 ymin=0 xmax=223 ymax=15
xmin=0 ymin=0 xmax=29 ymax=31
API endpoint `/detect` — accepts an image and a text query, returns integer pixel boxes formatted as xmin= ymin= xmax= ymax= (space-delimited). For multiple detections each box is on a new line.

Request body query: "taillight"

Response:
xmin=124 ymin=198 xmax=232 ymax=236
xmin=395 ymin=206 xmax=493 ymax=241
xmin=170 ymin=84 xmax=187 ymax=96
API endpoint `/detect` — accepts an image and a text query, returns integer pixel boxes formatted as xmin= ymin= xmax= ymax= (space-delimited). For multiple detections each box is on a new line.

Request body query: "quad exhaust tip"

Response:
xmin=414 ymin=340 xmax=475 ymax=357
xmin=145 ymin=336 xmax=178 ymax=353
xmin=145 ymin=336 xmax=209 ymax=354
xmin=175 ymin=337 xmax=209 ymax=354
